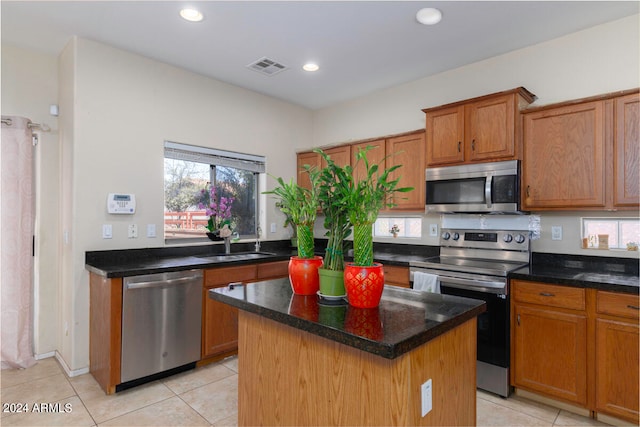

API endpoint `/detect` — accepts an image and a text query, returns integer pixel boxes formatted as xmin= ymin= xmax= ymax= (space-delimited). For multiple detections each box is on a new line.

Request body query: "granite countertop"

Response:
xmin=509 ymin=253 xmax=639 ymax=294
xmin=209 ymin=278 xmax=486 ymax=359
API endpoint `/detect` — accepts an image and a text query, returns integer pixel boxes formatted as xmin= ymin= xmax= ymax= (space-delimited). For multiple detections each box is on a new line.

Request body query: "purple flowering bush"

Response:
xmin=199 ymin=186 xmax=234 ymax=233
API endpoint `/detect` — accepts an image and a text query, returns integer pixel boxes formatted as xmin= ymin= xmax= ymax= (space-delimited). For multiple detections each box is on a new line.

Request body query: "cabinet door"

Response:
xmin=322 ymin=145 xmax=351 ymax=168
xmin=352 ymin=139 xmax=386 ymax=183
xmin=386 ymin=132 xmax=426 ymax=210
xmin=203 ymin=266 xmax=257 ymax=359
xmin=614 ymin=93 xmax=640 ymax=207
xmin=384 ymin=265 xmax=410 ymax=288
xmin=467 ymin=94 xmax=516 ymax=162
xmin=523 ymin=101 xmax=605 ymax=209
xmin=297 ymin=151 xmax=321 ymax=191
xmin=595 ymin=318 xmax=639 ymax=423
xmin=513 ymin=304 xmax=588 ymax=405
xmin=426 ymin=105 xmax=465 ymax=166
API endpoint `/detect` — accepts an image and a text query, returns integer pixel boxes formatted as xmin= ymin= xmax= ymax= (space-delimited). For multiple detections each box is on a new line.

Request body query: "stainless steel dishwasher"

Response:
xmin=121 ymin=269 xmax=203 ymax=385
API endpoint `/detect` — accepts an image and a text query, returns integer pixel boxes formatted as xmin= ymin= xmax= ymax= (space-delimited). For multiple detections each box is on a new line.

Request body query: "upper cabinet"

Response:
xmin=351 ymin=139 xmax=386 ymax=183
xmin=322 ymin=145 xmax=351 ymax=168
xmin=522 ymin=90 xmax=639 ymax=211
xmin=424 ymin=87 xmax=536 ymax=166
xmin=385 ymin=131 xmax=426 ymax=210
xmin=614 ymin=93 xmax=639 ymax=207
xmin=296 ymin=151 xmax=321 ymax=192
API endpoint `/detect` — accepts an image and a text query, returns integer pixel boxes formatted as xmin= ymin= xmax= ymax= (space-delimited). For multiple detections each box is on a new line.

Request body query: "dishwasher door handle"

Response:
xmin=126 ymin=275 xmax=201 ymax=290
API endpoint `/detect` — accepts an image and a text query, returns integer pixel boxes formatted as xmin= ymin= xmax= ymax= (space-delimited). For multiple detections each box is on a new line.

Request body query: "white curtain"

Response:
xmin=1 ymin=116 xmax=36 ymax=369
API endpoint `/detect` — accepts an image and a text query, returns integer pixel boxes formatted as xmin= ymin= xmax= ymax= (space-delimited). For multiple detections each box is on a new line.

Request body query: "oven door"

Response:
xmin=438 ymin=283 xmax=509 ymax=368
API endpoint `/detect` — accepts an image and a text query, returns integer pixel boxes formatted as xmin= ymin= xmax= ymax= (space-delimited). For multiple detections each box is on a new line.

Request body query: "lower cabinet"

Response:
xmin=383 ymin=265 xmax=410 ymax=288
xmin=511 ymin=280 xmax=639 ymax=424
xmin=595 ymin=291 xmax=639 ymax=423
xmin=202 ymin=261 xmax=289 ymax=362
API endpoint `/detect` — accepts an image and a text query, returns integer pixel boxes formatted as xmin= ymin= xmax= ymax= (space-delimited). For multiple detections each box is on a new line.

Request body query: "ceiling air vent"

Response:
xmin=246 ymin=57 xmax=288 ymax=76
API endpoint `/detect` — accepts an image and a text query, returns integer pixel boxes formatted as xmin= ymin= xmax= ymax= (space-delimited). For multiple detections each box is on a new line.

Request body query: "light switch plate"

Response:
xmin=429 ymin=224 xmax=438 ymax=237
xmin=551 ymin=226 xmax=562 ymax=241
xmin=147 ymin=224 xmax=156 ymax=238
xmin=128 ymin=224 xmax=138 ymax=238
xmin=102 ymin=224 xmax=112 ymax=239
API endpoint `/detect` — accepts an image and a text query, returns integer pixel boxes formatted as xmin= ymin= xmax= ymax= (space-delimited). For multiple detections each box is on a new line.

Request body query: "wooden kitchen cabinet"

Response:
xmin=321 ymin=145 xmax=351 ymax=168
xmin=352 ymin=139 xmax=386 ymax=183
xmin=595 ymin=291 xmax=639 ymax=423
xmin=424 ymin=87 xmax=535 ymax=166
xmin=202 ymin=261 xmax=290 ymax=362
xmin=613 ymin=93 xmax=640 ymax=207
xmin=386 ymin=131 xmax=426 ymax=210
xmin=511 ymin=280 xmax=640 ymax=424
xmin=512 ymin=281 xmax=588 ymax=406
xmin=522 ymin=89 xmax=639 ymax=211
xmin=383 ymin=264 xmax=410 ymax=288
xmin=296 ymin=151 xmax=321 ymax=191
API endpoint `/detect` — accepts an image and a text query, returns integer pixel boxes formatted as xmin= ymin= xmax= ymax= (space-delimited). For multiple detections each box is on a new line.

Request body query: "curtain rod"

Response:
xmin=1 ymin=118 xmax=50 ymax=132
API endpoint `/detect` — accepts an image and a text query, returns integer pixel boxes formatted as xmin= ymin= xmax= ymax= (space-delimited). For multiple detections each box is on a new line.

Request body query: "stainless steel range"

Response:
xmin=410 ymin=229 xmax=531 ymax=397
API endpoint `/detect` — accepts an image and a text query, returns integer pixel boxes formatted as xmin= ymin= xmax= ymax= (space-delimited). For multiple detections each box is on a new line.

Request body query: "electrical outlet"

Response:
xmin=421 ymin=379 xmax=432 ymax=417
xmin=102 ymin=224 xmax=112 ymax=239
xmin=270 ymin=222 xmax=277 ymax=233
xmin=551 ymin=226 xmax=562 ymax=241
xmin=128 ymin=224 xmax=138 ymax=238
xmin=429 ymin=224 xmax=438 ymax=237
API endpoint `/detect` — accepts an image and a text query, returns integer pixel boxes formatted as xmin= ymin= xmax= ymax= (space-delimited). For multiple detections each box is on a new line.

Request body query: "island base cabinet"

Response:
xmin=237 ymin=311 xmax=477 ymax=426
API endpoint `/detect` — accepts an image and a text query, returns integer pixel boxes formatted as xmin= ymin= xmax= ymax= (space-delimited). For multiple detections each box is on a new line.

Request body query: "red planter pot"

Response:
xmin=344 ymin=307 xmax=383 ymax=340
xmin=344 ymin=263 xmax=385 ymax=308
xmin=288 ymin=256 xmax=323 ymax=295
xmin=288 ymin=294 xmax=319 ymax=322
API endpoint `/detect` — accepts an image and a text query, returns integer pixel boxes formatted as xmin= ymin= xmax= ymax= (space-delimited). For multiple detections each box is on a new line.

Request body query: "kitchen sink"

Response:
xmin=195 ymin=251 xmax=277 ymax=262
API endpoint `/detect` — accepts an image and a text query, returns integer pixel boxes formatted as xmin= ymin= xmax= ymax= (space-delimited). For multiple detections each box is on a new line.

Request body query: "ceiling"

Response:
xmin=2 ymin=1 xmax=638 ymax=110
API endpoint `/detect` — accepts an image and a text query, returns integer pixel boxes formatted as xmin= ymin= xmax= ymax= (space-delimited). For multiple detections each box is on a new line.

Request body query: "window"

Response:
xmin=373 ymin=217 xmax=422 ymax=238
xmin=164 ymin=141 xmax=265 ymax=242
xmin=581 ymin=217 xmax=640 ymax=250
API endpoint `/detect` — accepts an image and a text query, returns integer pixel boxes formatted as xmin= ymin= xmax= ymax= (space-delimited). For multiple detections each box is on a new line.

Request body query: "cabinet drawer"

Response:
xmin=204 ymin=265 xmax=257 ymax=287
xmin=597 ymin=291 xmax=640 ymax=320
xmin=513 ymin=280 xmax=585 ymax=311
xmin=384 ymin=265 xmax=410 ymax=286
xmin=257 ymin=260 xmax=289 ymax=279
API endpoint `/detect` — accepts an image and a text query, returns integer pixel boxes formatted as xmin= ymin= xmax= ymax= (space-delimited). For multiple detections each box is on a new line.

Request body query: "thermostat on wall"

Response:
xmin=107 ymin=193 xmax=136 ymax=214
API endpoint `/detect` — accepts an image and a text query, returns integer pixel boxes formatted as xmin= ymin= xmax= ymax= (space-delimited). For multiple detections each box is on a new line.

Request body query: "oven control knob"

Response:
xmin=452 ymin=232 xmax=460 ymax=240
xmin=442 ymin=232 xmax=451 ymax=240
xmin=515 ymin=234 xmax=526 ymax=244
xmin=503 ymin=234 xmax=513 ymax=243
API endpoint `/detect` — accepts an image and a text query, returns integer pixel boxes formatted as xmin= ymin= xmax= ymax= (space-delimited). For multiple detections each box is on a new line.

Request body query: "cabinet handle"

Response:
xmin=526 ymin=185 xmax=531 ymax=198
xmin=517 ymin=314 xmax=520 ymax=326
xmin=471 ymin=139 xmax=476 ymax=151
xmin=539 ymin=292 xmax=555 ymax=297
xmin=457 ymin=141 xmax=461 ymax=152
xmin=627 ymin=305 xmax=640 ymax=310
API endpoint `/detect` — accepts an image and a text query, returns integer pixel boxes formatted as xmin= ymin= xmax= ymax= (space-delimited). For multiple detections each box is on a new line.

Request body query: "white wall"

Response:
xmin=1 ymin=44 xmax=60 ymax=357
xmin=312 ymin=15 xmax=640 ymax=258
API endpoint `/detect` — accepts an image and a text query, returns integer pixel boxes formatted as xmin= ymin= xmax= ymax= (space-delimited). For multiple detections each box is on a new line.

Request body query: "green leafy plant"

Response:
xmin=264 ymin=165 xmax=320 ymax=258
xmin=347 ymin=146 xmax=413 ymax=266
xmin=316 ymin=149 xmax=352 ymax=271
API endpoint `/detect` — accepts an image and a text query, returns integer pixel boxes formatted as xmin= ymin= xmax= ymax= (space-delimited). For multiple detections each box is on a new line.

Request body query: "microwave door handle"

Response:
xmin=485 ymin=175 xmax=493 ymax=209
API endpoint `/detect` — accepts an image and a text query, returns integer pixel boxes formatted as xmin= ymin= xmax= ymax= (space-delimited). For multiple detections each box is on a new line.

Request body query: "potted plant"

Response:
xmin=199 ymin=186 xmax=235 ymax=241
xmin=344 ymin=146 xmax=413 ymax=308
xmin=316 ymin=149 xmax=352 ymax=297
xmin=264 ymin=166 xmax=323 ymax=295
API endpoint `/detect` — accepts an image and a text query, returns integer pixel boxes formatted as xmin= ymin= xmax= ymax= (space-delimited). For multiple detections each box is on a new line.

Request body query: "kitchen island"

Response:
xmin=210 ymin=278 xmax=486 ymax=426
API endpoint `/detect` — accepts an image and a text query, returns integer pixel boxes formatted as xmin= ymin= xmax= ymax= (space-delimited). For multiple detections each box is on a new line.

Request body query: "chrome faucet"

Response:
xmin=255 ymin=226 xmax=262 ymax=252
xmin=224 ymin=237 xmax=231 ymax=254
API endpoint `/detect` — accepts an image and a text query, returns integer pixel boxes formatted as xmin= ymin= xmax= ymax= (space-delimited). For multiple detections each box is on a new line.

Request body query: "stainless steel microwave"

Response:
xmin=425 ymin=160 xmax=521 ymax=213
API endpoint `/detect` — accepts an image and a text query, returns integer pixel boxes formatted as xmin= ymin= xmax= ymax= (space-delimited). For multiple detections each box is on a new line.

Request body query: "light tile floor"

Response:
xmin=0 ymin=356 xmax=622 ymax=426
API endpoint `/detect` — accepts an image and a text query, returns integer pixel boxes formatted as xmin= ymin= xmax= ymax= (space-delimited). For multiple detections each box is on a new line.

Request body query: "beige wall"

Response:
xmin=2 ymin=13 xmax=638 ymax=372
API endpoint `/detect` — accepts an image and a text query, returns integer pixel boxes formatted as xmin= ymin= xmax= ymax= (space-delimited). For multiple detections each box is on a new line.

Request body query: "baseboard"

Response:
xmin=514 ymin=388 xmax=591 ymax=418
xmin=596 ymin=412 xmax=638 ymax=427
xmin=35 ymin=351 xmax=56 ymax=360
xmin=54 ymin=351 xmax=89 ymax=378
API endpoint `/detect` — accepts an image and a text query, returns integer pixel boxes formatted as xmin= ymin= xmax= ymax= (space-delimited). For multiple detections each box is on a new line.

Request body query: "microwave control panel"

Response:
xmin=107 ymin=193 xmax=136 ymax=214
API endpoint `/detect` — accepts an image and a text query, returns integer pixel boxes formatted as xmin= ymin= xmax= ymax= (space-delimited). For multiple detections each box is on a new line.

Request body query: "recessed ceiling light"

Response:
xmin=416 ymin=8 xmax=442 ymax=25
xmin=180 ymin=8 xmax=203 ymax=22
xmin=303 ymin=63 xmax=319 ymax=72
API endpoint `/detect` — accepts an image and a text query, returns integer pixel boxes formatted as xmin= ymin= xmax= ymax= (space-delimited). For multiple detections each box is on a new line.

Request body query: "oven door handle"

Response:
xmin=433 ymin=275 xmax=506 ymax=294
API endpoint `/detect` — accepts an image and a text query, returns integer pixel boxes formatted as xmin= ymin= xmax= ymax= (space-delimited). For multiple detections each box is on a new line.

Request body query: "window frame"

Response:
xmin=164 ymin=141 xmax=265 ymax=244
xmin=581 ymin=217 xmax=640 ymax=250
